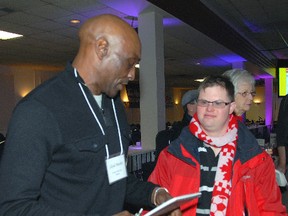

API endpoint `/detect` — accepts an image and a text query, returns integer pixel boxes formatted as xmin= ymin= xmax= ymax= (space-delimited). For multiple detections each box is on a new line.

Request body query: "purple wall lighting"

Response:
xmin=265 ymin=78 xmax=273 ymax=127
xmin=218 ymin=54 xmax=246 ymax=63
xmin=255 ymin=73 xmax=273 ymax=80
xmin=199 ymin=57 xmax=231 ymax=67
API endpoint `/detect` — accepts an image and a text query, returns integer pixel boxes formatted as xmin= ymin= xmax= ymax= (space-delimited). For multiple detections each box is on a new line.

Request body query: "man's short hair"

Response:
xmin=198 ymin=75 xmax=235 ymax=102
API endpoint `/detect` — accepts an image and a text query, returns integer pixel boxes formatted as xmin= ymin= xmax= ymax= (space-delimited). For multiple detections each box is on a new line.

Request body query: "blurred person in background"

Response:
xmin=141 ymin=90 xmax=198 ymax=181
xmin=276 ymin=94 xmax=288 ymax=174
xmin=223 ymin=68 xmax=255 ymax=121
xmin=155 ymin=89 xmax=198 ymax=161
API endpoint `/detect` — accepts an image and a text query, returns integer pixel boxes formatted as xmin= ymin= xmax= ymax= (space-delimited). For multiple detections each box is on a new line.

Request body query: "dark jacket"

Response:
xmin=155 ymin=111 xmax=192 ymax=161
xmin=276 ymin=95 xmax=288 ymax=147
xmin=0 ymin=63 xmax=155 ymax=216
xmin=0 ymin=133 xmax=5 ymax=160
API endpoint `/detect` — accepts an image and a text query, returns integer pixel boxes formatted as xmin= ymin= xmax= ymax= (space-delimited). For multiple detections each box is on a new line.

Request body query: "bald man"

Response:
xmin=0 ymin=14 xmax=181 ymax=216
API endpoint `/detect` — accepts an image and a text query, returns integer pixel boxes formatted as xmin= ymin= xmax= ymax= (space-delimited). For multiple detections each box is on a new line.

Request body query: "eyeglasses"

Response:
xmin=237 ymin=91 xmax=256 ymax=97
xmin=197 ymin=99 xmax=231 ymax=108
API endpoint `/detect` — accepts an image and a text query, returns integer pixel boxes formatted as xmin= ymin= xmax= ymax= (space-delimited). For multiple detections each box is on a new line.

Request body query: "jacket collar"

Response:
xmin=234 ymin=121 xmax=263 ymax=164
xmin=167 ymin=126 xmax=199 ymax=166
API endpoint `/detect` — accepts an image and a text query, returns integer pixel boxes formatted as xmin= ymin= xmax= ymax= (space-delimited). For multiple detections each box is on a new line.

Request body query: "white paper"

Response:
xmin=145 ymin=192 xmax=201 ymax=216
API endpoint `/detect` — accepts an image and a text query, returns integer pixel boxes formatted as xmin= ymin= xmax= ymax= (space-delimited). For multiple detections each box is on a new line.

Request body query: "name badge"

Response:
xmin=105 ymin=154 xmax=127 ymax=184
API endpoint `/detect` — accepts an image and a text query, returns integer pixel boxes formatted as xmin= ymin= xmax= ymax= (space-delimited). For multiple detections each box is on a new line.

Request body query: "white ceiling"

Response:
xmin=0 ymin=0 xmax=287 ymax=87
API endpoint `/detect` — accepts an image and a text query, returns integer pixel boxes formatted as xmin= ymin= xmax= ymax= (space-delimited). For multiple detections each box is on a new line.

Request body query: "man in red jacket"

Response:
xmin=148 ymin=75 xmax=286 ymax=215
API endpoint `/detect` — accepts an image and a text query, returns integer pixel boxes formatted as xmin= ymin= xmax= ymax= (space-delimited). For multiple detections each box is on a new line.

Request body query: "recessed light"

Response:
xmin=70 ymin=19 xmax=80 ymax=24
xmin=0 ymin=30 xmax=23 ymax=40
xmin=195 ymin=78 xmax=205 ymax=82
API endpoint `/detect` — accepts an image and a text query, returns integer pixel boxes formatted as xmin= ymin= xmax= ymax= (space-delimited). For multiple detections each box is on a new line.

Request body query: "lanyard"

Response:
xmin=73 ymin=68 xmax=123 ymax=158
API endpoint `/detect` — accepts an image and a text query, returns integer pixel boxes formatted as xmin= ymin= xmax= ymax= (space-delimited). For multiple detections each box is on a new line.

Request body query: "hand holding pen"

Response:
xmin=134 ymin=208 xmax=143 ymax=216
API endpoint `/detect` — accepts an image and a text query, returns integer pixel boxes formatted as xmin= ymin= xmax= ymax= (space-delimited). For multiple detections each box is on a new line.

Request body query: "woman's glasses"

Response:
xmin=237 ymin=91 xmax=256 ymax=97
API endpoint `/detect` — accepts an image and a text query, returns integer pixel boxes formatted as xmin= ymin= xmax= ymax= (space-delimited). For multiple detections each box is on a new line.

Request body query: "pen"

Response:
xmin=135 ymin=208 xmax=143 ymax=216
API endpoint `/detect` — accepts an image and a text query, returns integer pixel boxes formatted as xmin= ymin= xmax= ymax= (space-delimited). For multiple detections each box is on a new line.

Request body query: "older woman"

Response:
xmin=223 ymin=68 xmax=256 ymax=117
xmin=223 ymin=69 xmax=275 ymax=156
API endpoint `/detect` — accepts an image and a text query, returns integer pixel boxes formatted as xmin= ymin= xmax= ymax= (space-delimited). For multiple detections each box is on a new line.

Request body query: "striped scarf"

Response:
xmin=189 ymin=114 xmax=238 ymax=215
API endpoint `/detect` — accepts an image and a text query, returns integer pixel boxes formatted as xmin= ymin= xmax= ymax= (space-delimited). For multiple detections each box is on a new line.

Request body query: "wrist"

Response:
xmin=153 ymin=187 xmax=169 ymax=206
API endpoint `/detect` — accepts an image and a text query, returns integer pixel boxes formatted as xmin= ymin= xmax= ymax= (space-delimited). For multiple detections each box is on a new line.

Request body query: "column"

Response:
xmin=265 ymin=78 xmax=273 ymax=126
xmin=138 ymin=9 xmax=165 ymax=150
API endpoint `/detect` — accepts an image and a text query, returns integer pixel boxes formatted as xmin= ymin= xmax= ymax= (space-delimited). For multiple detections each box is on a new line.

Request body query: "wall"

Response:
xmin=122 ymin=87 xmax=189 ymax=125
xmin=246 ymin=85 xmax=282 ymax=124
xmin=1 ymin=64 xmax=282 ymax=134
xmin=0 ymin=66 xmax=15 ymax=134
xmin=246 ymin=86 xmax=265 ymax=122
xmin=0 ymin=65 xmax=61 ymax=134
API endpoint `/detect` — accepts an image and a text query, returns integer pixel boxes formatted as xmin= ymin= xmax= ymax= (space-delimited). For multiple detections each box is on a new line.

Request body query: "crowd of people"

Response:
xmin=0 ymin=13 xmax=287 ymax=216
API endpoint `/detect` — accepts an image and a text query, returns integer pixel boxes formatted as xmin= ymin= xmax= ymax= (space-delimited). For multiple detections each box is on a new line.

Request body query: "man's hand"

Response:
xmin=277 ymin=146 xmax=287 ymax=174
xmin=151 ymin=187 xmax=182 ymax=216
xmin=277 ymin=164 xmax=286 ymax=174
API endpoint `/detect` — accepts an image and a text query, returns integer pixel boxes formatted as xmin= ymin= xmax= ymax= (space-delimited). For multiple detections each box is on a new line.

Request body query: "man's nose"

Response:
xmin=206 ymin=102 xmax=215 ymax=111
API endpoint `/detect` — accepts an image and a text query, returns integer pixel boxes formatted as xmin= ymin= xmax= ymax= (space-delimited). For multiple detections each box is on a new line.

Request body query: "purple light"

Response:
xmin=98 ymin=0 xmax=149 ymax=17
xmin=243 ymin=20 xmax=264 ymax=33
xmin=254 ymin=74 xmax=273 ymax=79
xmin=199 ymin=56 xmax=242 ymax=67
xmin=265 ymin=78 xmax=273 ymax=126
xmin=163 ymin=18 xmax=182 ymax=26
xmin=218 ymin=54 xmax=246 ymax=63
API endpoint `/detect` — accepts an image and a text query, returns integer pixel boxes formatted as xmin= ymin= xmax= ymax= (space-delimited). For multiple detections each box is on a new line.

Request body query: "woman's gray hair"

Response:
xmin=223 ymin=68 xmax=255 ymax=94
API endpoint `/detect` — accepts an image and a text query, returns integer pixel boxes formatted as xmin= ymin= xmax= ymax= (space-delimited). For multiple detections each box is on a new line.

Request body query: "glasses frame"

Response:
xmin=237 ymin=91 xmax=256 ymax=97
xmin=196 ymin=99 xmax=231 ymax=108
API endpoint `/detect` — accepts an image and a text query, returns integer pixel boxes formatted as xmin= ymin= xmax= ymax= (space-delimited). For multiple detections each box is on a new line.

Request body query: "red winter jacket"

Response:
xmin=148 ymin=122 xmax=287 ymax=215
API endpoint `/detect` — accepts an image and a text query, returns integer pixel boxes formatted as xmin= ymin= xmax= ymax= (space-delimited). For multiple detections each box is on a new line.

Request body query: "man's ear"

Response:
xmin=229 ymin=101 xmax=236 ymax=114
xmin=95 ymin=37 xmax=108 ymax=60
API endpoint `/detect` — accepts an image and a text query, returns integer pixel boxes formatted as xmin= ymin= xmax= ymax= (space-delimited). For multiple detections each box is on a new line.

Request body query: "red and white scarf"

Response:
xmin=189 ymin=114 xmax=238 ymax=216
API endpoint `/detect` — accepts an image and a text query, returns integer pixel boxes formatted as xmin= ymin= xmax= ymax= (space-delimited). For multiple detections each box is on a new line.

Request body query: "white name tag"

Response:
xmin=105 ymin=154 xmax=127 ymax=184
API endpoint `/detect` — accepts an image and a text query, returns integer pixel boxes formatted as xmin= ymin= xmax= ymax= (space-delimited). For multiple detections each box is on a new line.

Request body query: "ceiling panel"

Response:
xmin=0 ymin=0 xmax=287 ymax=87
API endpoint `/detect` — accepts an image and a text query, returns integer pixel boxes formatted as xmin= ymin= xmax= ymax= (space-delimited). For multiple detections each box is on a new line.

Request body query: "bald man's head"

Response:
xmin=72 ymin=14 xmax=141 ymax=97
xmin=78 ymin=14 xmax=139 ymax=46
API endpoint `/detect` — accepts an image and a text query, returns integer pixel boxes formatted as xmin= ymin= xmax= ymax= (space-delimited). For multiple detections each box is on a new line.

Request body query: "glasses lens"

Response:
xmin=197 ymin=99 xmax=207 ymax=107
xmin=242 ymin=92 xmax=248 ymax=97
xmin=197 ymin=100 xmax=229 ymax=108
xmin=213 ymin=101 xmax=225 ymax=108
xmin=238 ymin=91 xmax=256 ymax=97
